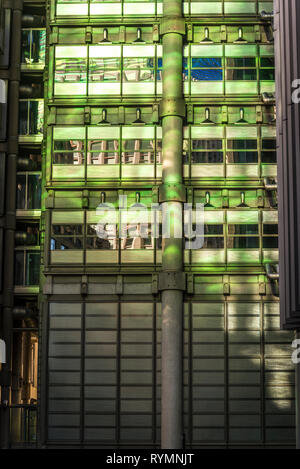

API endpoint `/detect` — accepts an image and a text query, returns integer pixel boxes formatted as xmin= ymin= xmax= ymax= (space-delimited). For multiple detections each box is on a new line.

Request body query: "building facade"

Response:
xmin=0 ymin=0 xmax=298 ymax=449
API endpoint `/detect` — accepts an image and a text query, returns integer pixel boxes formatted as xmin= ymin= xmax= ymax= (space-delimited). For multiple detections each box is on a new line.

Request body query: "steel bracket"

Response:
xmin=158 ymin=272 xmax=186 ymax=291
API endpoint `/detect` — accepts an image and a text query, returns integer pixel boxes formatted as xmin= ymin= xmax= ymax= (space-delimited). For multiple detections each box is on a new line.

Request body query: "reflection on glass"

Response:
xmin=122 ymin=139 xmax=154 ymax=164
xmin=123 ymin=58 xmax=154 ymax=82
xmin=87 ymin=140 xmax=119 ymax=164
xmin=16 ymin=174 xmax=41 ymax=210
xmin=228 ymin=237 xmax=259 ymax=248
xmin=228 ymin=224 xmax=259 ymax=235
xmin=19 ymin=101 xmax=44 ymax=135
xmin=51 ymin=223 xmax=83 ymax=249
xmin=121 ymin=223 xmax=153 ymax=249
xmin=28 ymin=175 xmax=42 ymax=209
xmin=227 ymin=152 xmax=258 ymax=163
xmin=86 ymin=224 xmax=117 ymax=249
xmin=191 ymin=58 xmax=223 ymax=81
xmin=21 ymin=30 xmax=46 ymax=65
xmin=55 ymin=58 xmax=87 ymax=83
xmin=54 ymin=140 xmax=85 ymax=164
xmin=16 ymin=175 xmax=26 ymax=209
xmin=192 ymin=152 xmax=223 ymax=163
xmin=26 ymin=252 xmax=40 ymax=285
xmin=14 ymin=251 xmax=40 ymax=286
xmin=89 ymin=58 xmax=120 ymax=82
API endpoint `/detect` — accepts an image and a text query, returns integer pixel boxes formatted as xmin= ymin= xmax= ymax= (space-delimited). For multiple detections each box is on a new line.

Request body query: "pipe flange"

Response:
xmin=159 ymin=98 xmax=186 ymax=119
xmin=158 ymin=272 xmax=186 ymax=291
xmin=159 ymin=183 xmax=186 ymax=203
xmin=160 ymin=17 xmax=185 ymax=36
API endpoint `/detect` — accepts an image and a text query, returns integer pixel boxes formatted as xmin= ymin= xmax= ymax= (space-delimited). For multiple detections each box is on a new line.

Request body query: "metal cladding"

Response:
xmin=1 ymin=0 xmax=298 ymax=450
xmin=275 ymin=0 xmax=300 ymax=330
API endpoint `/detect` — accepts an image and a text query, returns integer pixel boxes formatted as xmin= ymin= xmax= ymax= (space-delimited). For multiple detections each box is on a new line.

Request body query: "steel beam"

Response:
xmin=160 ymin=0 xmax=184 ymax=449
xmin=0 ymin=0 xmax=23 ymax=449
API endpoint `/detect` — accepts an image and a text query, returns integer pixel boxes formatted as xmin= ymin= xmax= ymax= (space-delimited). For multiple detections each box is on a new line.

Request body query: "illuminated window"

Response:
xmin=21 ymin=29 xmax=46 ymax=65
xmin=89 ymin=58 xmax=120 ymax=83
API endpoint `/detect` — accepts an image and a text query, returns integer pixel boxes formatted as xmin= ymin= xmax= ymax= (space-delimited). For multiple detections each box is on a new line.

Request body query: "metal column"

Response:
xmin=160 ymin=0 xmax=185 ymax=449
xmin=0 ymin=0 xmax=23 ymax=449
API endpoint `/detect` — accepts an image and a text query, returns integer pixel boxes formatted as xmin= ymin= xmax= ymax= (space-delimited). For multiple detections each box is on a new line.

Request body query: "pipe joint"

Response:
xmin=265 ymin=263 xmax=279 ymax=280
xmin=159 ymin=183 xmax=186 ymax=203
xmin=159 ymin=98 xmax=186 ymax=119
xmin=160 ymin=16 xmax=185 ymax=36
xmin=159 ymin=272 xmax=186 ymax=291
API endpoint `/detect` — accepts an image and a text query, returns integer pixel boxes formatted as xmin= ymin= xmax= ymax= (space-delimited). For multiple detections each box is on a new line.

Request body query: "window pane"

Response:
xmin=55 ymin=58 xmax=87 ymax=83
xmin=191 ymin=69 xmax=223 ymax=81
xmin=259 ymin=69 xmax=275 ymax=80
xmin=32 ymin=30 xmax=46 ymax=64
xmin=227 ymin=152 xmax=258 ymax=163
xmin=226 ymin=58 xmax=256 ymax=67
xmin=123 ymin=58 xmax=154 ymax=82
xmin=21 ymin=30 xmax=31 ymax=64
xmin=192 ymin=140 xmax=222 ymax=150
xmin=228 ymin=237 xmax=259 ymax=248
xmin=28 ymin=175 xmax=41 ymax=209
xmin=226 ymin=69 xmax=257 ymax=80
xmin=261 ymin=57 xmax=274 ymax=67
xmin=261 ymin=152 xmax=276 ymax=163
xmin=228 ymin=224 xmax=259 ymax=235
xmin=203 ymin=237 xmax=224 ymax=249
xmin=227 ymin=140 xmax=257 ymax=150
xmin=26 ymin=252 xmax=40 ymax=285
xmin=16 ymin=175 xmax=26 ymax=209
xmin=29 ymin=101 xmax=43 ymax=134
xmin=15 ymin=252 xmax=24 ymax=285
xmin=263 ymin=237 xmax=278 ymax=248
xmin=263 ymin=225 xmax=278 ymax=235
xmin=192 ymin=58 xmax=222 ymax=68
xmin=191 ymin=152 xmax=223 ymax=163
xmin=204 ymin=225 xmax=223 ymax=235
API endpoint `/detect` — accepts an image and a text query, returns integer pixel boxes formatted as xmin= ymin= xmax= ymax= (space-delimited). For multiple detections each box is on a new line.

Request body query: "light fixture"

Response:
xmin=234 ymin=27 xmax=247 ymax=43
xmin=201 ymin=108 xmax=214 ymax=124
xmin=204 ymin=191 xmax=214 ymax=207
xmin=236 ymin=108 xmax=248 ymax=124
xmin=200 ymin=27 xmax=213 ymax=44
xmin=133 ymin=28 xmax=145 ymax=43
xmin=237 ymin=192 xmax=248 ymax=207
xmin=99 ymin=28 xmax=111 ymax=43
xmin=98 ymin=109 xmax=110 ymax=125
xmin=133 ymin=108 xmax=145 ymax=124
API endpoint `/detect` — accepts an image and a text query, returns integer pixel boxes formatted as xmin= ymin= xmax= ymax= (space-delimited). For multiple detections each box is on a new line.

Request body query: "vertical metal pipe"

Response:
xmin=297 ymin=331 xmax=300 ymax=449
xmin=1 ymin=0 xmax=23 ymax=449
xmin=161 ymin=0 xmax=184 ymax=449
